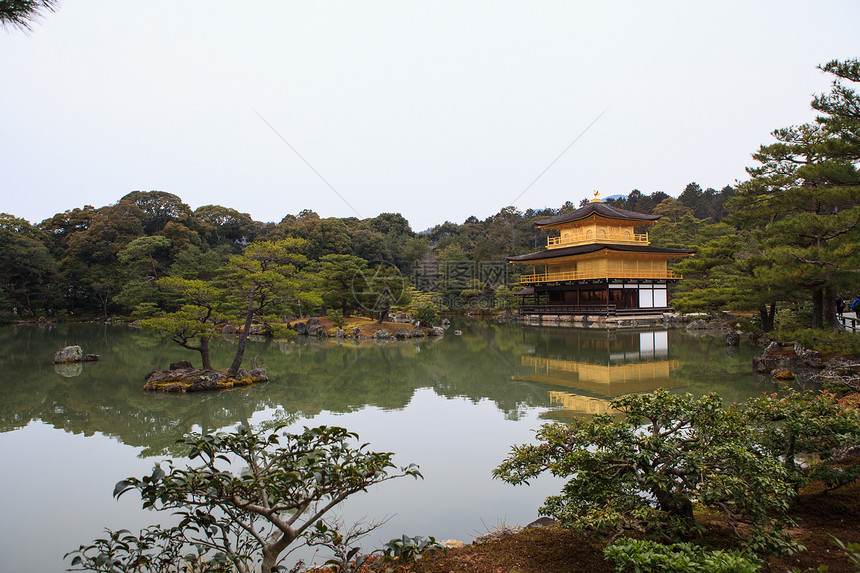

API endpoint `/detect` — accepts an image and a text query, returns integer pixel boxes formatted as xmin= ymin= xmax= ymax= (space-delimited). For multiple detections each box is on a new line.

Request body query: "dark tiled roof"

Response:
xmin=534 ymin=202 xmax=660 ymax=226
xmin=507 ymin=243 xmax=694 ymax=262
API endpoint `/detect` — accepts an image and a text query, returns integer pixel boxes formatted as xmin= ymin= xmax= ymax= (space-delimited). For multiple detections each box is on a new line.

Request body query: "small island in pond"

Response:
xmin=143 ymin=360 xmax=269 ymax=393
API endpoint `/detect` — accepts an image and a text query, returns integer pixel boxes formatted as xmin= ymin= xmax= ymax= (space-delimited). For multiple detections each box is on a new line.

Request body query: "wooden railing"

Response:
xmin=838 ymin=314 xmax=859 ymax=332
xmin=519 ymin=270 xmax=682 ymax=283
xmin=547 ymin=232 xmax=649 ymax=249
xmin=521 ymin=304 xmax=617 ymax=315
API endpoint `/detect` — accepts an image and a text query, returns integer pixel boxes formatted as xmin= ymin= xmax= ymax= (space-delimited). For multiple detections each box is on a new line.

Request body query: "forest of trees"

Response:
xmin=0 ymin=183 xmax=734 ymax=324
xmin=1 ymin=59 xmax=858 ymax=332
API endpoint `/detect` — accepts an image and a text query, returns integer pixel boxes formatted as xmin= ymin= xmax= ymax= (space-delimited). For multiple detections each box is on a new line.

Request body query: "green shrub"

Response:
xmin=328 ymin=309 xmax=346 ymax=329
xmin=67 ymin=425 xmax=422 ymax=573
xmin=775 ymin=307 xmax=814 ymax=331
xmin=494 ymin=390 xmax=798 ymax=553
xmin=833 ymin=537 xmax=860 ymax=570
xmin=773 ymin=327 xmax=860 ymax=357
xmin=604 ymin=539 xmax=761 ymax=573
xmin=381 ymin=534 xmax=443 ymax=564
xmin=131 ymin=302 xmax=161 ymax=320
xmin=739 ymin=390 xmax=860 ymax=491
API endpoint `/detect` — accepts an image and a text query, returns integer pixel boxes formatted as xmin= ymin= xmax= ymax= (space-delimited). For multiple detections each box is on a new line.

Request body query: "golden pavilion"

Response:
xmin=507 ymin=192 xmax=693 ymax=316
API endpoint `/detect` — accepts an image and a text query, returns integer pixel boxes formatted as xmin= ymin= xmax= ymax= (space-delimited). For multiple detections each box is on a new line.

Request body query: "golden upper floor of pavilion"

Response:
xmin=505 ymin=193 xmax=694 ymax=284
xmin=535 ymin=192 xmax=660 ymax=249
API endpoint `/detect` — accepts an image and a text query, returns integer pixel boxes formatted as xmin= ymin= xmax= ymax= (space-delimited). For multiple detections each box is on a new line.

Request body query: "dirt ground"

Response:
xmin=392 ymin=477 xmax=860 ymax=573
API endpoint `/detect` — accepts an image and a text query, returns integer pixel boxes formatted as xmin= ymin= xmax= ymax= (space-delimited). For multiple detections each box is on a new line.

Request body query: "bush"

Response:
xmin=775 ymin=307 xmax=814 ymax=331
xmin=773 ymin=327 xmax=860 ymax=357
xmin=739 ymin=390 xmax=860 ymax=491
xmin=494 ymin=390 xmax=799 ymax=553
xmin=380 ymin=534 xmax=443 ymax=565
xmin=52 ymin=308 xmax=70 ymax=322
xmin=604 ymin=539 xmax=761 ymax=573
xmin=67 ymin=424 xmax=422 ymax=573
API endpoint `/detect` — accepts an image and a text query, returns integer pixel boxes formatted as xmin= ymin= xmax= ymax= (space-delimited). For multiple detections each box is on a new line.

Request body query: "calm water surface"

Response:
xmin=0 ymin=321 xmax=779 ymax=572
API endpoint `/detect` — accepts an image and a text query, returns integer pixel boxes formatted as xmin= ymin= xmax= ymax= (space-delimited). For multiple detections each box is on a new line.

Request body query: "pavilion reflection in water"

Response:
xmin=513 ymin=329 xmax=684 ymax=419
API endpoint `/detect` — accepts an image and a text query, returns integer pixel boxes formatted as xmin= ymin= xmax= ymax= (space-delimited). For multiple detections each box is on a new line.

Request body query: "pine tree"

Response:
xmin=729 ymin=60 xmax=860 ymax=329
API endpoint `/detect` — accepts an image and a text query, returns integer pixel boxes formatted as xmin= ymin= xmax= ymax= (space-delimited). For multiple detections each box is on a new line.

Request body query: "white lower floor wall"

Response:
xmin=638 ymin=284 xmax=667 ymax=308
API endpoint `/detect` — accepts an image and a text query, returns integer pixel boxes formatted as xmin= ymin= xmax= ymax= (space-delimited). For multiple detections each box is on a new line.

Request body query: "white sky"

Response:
xmin=2 ymin=1 xmax=858 ymax=231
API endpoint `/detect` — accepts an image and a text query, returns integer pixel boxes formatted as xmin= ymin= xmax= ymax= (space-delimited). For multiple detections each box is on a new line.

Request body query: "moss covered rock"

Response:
xmin=143 ymin=367 xmax=268 ymax=393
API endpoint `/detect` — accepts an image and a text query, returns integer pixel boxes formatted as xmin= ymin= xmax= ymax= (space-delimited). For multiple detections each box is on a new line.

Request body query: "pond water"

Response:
xmin=0 ymin=321 xmax=780 ymax=572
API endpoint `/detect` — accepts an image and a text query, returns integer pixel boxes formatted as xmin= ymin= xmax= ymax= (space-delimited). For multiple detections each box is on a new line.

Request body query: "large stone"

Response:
xmin=763 ymin=341 xmax=782 ymax=354
xmin=391 ymin=328 xmax=412 ymax=339
xmin=794 ymin=343 xmax=824 ymax=368
xmin=725 ymin=331 xmax=740 ymax=347
xmin=306 ymin=317 xmax=322 ymax=328
xmin=335 ymin=329 xmax=345 ymax=338
xmin=526 ymin=517 xmax=556 ymax=528
xmin=374 ymin=330 xmax=390 ymax=339
xmin=751 ymin=333 xmax=771 ymax=347
xmin=248 ymin=368 xmax=268 ymax=382
xmin=309 ymin=324 xmax=327 ymax=337
xmin=293 ymin=322 xmax=308 ymax=335
xmin=430 ymin=326 xmax=445 ymax=337
xmin=686 ymin=319 xmax=708 ymax=330
xmin=752 ymin=355 xmax=781 ymax=373
xmin=53 ymin=345 xmax=82 ymax=364
xmin=170 ymin=360 xmax=194 ymax=370
xmin=221 ymin=324 xmax=237 ymax=335
xmin=352 ymin=326 xmax=362 ymax=338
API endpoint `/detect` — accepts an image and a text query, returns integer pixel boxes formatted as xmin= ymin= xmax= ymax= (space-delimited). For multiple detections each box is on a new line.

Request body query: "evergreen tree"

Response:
xmin=0 ymin=0 xmax=57 ymax=32
xmin=729 ymin=60 xmax=860 ymax=329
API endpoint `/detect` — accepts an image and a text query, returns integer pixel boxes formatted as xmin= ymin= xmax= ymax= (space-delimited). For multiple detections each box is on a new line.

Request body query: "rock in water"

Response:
xmin=144 ymin=367 xmax=269 ymax=393
xmin=772 ymin=369 xmax=796 ymax=380
xmin=53 ymin=345 xmax=82 ymax=364
xmin=725 ymin=332 xmax=740 ymax=347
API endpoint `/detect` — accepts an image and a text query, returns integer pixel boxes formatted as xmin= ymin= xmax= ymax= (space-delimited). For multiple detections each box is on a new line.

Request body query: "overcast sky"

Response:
xmin=2 ymin=1 xmax=858 ymax=231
